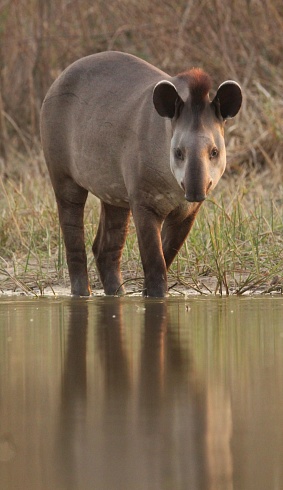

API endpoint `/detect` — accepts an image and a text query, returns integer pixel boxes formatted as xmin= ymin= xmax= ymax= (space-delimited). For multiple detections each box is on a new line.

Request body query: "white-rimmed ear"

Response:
xmin=153 ymin=80 xmax=184 ymax=119
xmin=212 ymin=80 xmax=242 ymax=120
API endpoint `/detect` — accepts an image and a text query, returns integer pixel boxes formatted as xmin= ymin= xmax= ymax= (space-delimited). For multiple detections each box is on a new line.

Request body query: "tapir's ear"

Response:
xmin=212 ymin=80 xmax=242 ymax=120
xmin=153 ymin=80 xmax=184 ymax=119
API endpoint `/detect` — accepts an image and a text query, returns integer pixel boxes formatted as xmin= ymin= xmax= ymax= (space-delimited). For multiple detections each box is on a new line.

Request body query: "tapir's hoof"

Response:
xmin=71 ymin=291 xmax=91 ymax=297
xmin=142 ymin=287 xmax=167 ymax=298
xmin=104 ymin=284 xmax=125 ymax=296
xmin=71 ymin=281 xmax=91 ymax=297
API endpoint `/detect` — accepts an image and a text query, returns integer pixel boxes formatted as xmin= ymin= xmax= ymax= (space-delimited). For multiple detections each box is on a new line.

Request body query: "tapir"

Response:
xmin=40 ymin=51 xmax=242 ymax=297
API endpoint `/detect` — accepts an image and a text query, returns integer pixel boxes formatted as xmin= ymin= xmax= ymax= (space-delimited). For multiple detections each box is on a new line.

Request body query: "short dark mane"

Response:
xmin=177 ymin=68 xmax=212 ymax=107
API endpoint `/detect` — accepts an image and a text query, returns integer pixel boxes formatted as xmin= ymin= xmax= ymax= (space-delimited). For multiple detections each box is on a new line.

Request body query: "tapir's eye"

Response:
xmin=210 ymin=147 xmax=219 ymax=159
xmin=174 ymin=148 xmax=184 ymax=161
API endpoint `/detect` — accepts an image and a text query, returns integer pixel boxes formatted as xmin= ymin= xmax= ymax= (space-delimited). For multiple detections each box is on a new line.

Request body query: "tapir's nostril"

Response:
xmin=185 ymin=193 xmax=206 ymax=203
xmin=183 ymin=180 xmax=212 ymax=203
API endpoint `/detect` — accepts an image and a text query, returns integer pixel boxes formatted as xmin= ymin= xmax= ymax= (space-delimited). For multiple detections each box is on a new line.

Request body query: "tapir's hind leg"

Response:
xmin=55 ymin=181 xmax=90 ymax=296
xmin=92 ymin=202 xmax=130 ymax=295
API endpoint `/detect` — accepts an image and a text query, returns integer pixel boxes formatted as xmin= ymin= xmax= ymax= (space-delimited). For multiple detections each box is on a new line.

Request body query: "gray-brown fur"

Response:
xmin=40 ymin=51 xmax=242 ymax=297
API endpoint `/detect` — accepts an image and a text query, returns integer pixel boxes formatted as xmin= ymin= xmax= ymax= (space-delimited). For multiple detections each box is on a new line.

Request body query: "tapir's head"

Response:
xmin=153 ymin=69 xmax=242 ymax=202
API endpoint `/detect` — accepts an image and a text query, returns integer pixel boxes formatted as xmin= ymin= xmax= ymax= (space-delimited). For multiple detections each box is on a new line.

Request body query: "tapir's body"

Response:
xmin=42 ymin=52 xmax=187 ymax=214
xmin=41 ymin=51 xmax=242 ymax=297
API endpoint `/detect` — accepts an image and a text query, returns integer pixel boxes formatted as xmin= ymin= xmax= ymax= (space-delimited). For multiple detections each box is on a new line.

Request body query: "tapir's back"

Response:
xmin=40 ymin=51 xmax=176 ymax=206
xmin=46 ymin=50 xmax=166 ymax=99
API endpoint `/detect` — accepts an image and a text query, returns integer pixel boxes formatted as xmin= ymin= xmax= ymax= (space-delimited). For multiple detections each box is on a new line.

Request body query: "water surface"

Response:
xmin=1 ymin=295 xmax=283 ymax=490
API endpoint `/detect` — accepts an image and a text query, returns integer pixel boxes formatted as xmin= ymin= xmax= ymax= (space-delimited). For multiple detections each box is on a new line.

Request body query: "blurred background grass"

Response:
xmin=0 ymin=0 xmax=282 ymax=172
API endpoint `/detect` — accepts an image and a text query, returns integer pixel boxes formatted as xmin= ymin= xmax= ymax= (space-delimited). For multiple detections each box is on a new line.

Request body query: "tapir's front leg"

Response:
xmin=162 ymin=204 xmax=202 ymax=269
xmin=131 ymin=204 xmax=167 ymax=297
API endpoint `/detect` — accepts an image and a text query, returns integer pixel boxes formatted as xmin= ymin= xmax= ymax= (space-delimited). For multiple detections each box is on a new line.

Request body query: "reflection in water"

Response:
xmin=1 ymin=297 xmax=283 ymax=489
xmin=92 ymin=300 xmax=207 ymax=490
xmin=58 ymin=302 xmax=88 ymax=490
xmin=139 ymin=302 xmax=207 ymax=490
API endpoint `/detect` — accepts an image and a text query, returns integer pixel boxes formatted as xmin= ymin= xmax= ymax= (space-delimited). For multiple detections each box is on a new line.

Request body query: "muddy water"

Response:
xmin=0 ymin=296 xmax=283 ymax=490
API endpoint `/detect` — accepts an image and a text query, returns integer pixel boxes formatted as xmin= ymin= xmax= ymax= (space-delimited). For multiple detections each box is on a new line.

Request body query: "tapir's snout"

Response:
xmin=181 ymin=179 xmax=212 ymax=203
xmin=185 ymin=193 xmax=206 ymax=203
